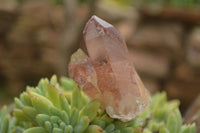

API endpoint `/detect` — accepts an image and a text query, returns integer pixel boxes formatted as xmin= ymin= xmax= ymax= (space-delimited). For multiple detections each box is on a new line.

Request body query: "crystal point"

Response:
xmin=69 ymin=16 xmax=151 ymax=122
xmin=68 ymin=49 xmax=102 ymax=102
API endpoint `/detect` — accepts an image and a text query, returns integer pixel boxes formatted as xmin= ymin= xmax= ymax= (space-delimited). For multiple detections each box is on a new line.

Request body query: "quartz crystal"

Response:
xmin=68 ymin=15 xmax=151 ymax=122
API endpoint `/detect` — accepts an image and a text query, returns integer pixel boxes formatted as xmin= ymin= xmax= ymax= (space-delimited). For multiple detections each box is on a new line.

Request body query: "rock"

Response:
xmin=165 ymin=63 xmax=200 ymax=112
xmin=127 ymin=22 xmax=183 ymax=58
xmin=0 ymin=10 xmax=18 ymax=38
xmin=0 ymin=0 xmax=17 ymax=12
xmin=129 ymin=49 xmax=170 ymax=79
xmin=186 ymin=28 xmax=200 ymax=68
xmin=96 ymin=0 xmax=138 ymax=22
xmin=69 ymin=16 xmax=151 ymax=122
xmin=116 ymin=20 xmax=136 ymax=41
xmin=142 ymin=78 xmax=160 ymax=94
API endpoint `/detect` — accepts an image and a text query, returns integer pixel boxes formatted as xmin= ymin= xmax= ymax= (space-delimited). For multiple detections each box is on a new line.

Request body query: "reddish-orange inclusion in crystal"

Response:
xmin=68 ymin=15 xmax=151 ymax=122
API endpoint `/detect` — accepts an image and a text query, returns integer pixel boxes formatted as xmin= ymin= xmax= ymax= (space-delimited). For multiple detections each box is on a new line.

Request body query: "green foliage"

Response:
xmin=0 ymin=106 xmax=17 ymax=133
xmin=106 ymin=0 xmax=200 ymax=8
xmin=15 ymin=0 xmax=93 ymax=5
xmin=15 ymin=0 xmax=200 ymax=7
xmin=0 ymin=75 xmax=197 ymax=133
xmin=136 ymin=0 xmax=200 ymax=8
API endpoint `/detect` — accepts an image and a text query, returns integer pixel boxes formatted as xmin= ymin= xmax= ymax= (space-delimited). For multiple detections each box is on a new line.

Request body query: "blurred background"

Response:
xmin=0 ymin=0 xmax=200 ymax=128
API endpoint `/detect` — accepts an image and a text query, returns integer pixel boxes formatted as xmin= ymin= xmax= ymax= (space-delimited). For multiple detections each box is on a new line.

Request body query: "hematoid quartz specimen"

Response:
xmin=68 ymin=15 xmax=151 ymax=122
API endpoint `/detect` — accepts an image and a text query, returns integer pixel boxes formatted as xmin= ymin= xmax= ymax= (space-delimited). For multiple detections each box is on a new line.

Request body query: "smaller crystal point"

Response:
xmin=68 ymin=49 xmax=103 ymax=102
xmin=69 ymin=16 xmax=151 ymax=122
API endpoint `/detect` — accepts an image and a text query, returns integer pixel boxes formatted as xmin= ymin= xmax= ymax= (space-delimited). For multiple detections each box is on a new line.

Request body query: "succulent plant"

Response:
xmin=0 ymin=75 xmax=196 ymax=133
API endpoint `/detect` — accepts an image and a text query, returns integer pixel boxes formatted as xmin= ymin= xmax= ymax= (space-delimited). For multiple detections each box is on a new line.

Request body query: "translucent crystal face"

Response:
xmin=69 ymin=15 xmax=151 ymax=122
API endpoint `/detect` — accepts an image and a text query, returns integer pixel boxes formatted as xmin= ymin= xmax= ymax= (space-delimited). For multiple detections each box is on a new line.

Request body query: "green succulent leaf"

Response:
xmin=29 ymin=92 xmax=54 ymax=114
xmin=180 ymin=124 xmax=196 ymax=133
xmin=0 ymin=115 xmax=9 ymax=133
xmin=166 ymin=109 xmax=182 ymax=133
xmin=71 ymin=87 xmax=82 ymax=109
xmin=23 ymin=127 xmax=48 ymax=133
xmin=74 ymin=116 xmax=90 ymax=133
xmin=79 ymin=100 xmax=100 ymax=122
xmin=84 ymin=125 xmax=104 ymax=133
xmin=47 ymin=84 xmax=60 ymax=108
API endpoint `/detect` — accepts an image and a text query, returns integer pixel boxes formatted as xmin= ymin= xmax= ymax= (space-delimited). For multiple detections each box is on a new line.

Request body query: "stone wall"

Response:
xmin=124 ymin=12 xmax=200 ymax=113
xmin=0 ymin=1 xmax=199 ymax=114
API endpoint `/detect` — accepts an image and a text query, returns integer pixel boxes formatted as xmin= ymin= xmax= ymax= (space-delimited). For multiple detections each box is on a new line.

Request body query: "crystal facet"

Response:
xmin=69 ymin=15 xmax=151 ymax=122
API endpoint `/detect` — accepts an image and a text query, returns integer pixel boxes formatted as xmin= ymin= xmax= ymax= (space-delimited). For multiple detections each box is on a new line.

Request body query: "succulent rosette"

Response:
xmin=0 ymin=75 xmax=196 ymax=133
